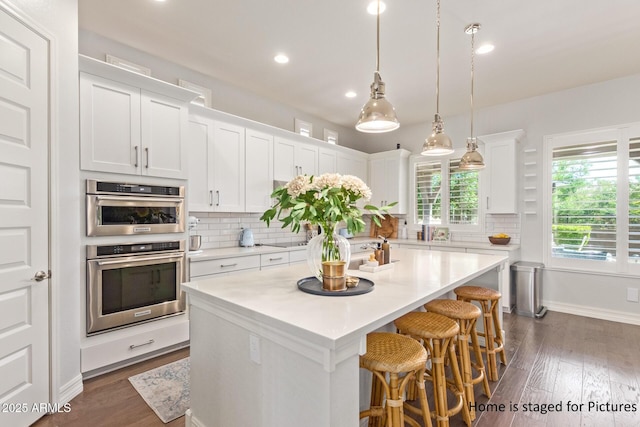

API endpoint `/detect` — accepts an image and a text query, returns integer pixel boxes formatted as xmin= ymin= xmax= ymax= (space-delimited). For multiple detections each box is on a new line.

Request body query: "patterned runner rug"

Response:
xmin=128 ymin=357 xmax=190 ymax=423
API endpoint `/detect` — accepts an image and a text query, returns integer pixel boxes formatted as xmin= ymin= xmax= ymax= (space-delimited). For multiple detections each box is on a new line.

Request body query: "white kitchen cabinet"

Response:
xmin=190 ymin=255 xmax=261 ymax=279
xmin=245 ymin=129 xmax=274 ymax=212
xmin=337 ymin=150 xmax=368 ymax=182
xmin=368 ymin=149 xmax=410 ymax=214
xmin=213 ymin=121 xmax=246 ymax=212
xmin=318 ymin=146 xmax=337 ymax=174
xmin=480 ymin=130 xmax=525 ymax=214
xmin=79 ymin=56 xmax=195 ymax=179
xmin=187 ymin=116 xmax=245 ymax=212
xmin=273 ymin=136 xmax=318 ymax=180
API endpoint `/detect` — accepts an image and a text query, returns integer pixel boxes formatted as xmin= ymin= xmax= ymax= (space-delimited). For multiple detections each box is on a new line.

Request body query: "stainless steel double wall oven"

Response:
xmin=85 ymin=180 xmax=187 ymax=335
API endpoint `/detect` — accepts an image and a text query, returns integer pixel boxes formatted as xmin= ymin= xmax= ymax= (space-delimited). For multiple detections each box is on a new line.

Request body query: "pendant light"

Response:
xmin=356 ymin=0 xmax=399 ymax=133
xmin=459 ymin=23 xmax=485 ymax=170
xmin=421 ymin=0 xmax=454 ymax=156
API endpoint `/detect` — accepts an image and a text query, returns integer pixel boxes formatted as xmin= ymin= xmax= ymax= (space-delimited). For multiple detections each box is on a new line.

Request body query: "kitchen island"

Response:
xmin=182 ymin=248 xmax=508 ymax=427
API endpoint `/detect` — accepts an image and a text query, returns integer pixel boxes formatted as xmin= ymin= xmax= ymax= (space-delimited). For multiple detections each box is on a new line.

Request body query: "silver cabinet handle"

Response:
xmin=134 ymin=146 xmax=139 ymax=167
xmin=216 ymin=190 xmax=220 ymax=206
xmin=269 ymin=257 xmax=283 ymax=261
xmin=209 ymin=190 xmax=213 ymax=206
xmin=129 ymin=339 xmax=154 ymax=350
xmin=32 ymin=270 xmax=51 ymax=281
xmin=145 ymin=147 xmax=149 ymax=168
xmin=486 ymin=196 xmax=490 ymax=210
xmin=220 ymin=263 xmax=238 ymax=268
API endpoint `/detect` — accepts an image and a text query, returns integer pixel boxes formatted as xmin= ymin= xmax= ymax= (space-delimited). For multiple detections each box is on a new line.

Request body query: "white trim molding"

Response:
xmin=543 ymin=300 xmax=640 ymax=326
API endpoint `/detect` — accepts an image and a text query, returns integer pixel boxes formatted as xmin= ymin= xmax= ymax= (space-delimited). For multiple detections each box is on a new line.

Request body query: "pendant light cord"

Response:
xmin=376 ymin=0 xmax=381 ymax=73
xmin=470 ymin=28 xmax=475 ymax=139
xmin=435 ymin=0 xmax=441 ymax=114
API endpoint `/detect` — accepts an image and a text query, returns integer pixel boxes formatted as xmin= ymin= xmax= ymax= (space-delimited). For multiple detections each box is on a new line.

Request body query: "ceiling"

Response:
xmin=79 ymin=0 xmax=640 ymax=130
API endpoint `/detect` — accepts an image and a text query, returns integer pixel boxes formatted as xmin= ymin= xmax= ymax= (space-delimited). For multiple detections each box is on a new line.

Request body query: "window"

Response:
xmin=544 ymin=124 xmax=640 ymax=274
xmin=411 ymin=153 xmax=481 ymax=230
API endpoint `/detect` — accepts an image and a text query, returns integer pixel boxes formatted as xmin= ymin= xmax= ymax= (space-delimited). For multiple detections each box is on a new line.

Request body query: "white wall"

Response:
xmin=5 ymin=0 xmax=82 ymax=403
xmin=78 ymin=30 xmax=368 ymax=150
xmin=370 ymin=74 xmax=640 ymax=322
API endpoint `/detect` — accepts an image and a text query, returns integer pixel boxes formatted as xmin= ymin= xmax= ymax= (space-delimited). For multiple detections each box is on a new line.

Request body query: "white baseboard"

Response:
xmin=544 ymin=300 xmax=640 ymax=325
xmin=185 ymin=409 xmax=206 ymax=427
xmin=57 ymin=374 xmax=83 ymax=405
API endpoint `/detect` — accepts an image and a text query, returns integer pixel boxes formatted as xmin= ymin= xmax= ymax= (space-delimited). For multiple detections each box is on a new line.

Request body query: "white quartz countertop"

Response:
xmin=183 ymin=248 xmax=507 ymax=349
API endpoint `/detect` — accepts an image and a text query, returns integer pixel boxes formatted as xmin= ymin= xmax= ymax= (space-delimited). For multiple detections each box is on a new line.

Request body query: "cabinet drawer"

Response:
xmin=261 ymin=251 xmax=290 ymax=268
xmin=190 ymin=255 xmax=260 ymax=278
xmin=81 ymin=316 xmax=189 ymax=374
xmin=289 ymin=249 xmax=307 ymax=264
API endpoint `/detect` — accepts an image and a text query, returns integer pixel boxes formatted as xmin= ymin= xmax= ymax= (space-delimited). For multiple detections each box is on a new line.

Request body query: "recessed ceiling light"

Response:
xmin=345 ymin=91 xmax=357 ymax=98
xmin=274 ymin=54 xmax=289 ymax=64
xmin=476 ymin=44 xmax=495 ymax=54
xmin=367 ymin=1 xmax=386 ymax=15
xmin=153 ymin=0 xmax=167 ymax=2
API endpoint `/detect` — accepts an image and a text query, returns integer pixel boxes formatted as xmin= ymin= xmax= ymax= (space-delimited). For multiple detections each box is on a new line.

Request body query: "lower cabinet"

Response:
xmin=81 ymin=314 xmax=189 ymax=376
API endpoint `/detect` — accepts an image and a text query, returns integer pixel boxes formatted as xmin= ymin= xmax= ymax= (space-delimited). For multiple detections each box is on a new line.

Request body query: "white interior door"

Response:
xmin=0 ymin=7 xmax=50 ymax=426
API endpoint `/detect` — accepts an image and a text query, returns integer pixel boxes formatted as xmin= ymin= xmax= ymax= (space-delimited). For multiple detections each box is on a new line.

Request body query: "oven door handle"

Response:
xmin=94 ymin=195 xmax=183 ymax=204
xmin=95 ymin=253 xmax=184 ymax=266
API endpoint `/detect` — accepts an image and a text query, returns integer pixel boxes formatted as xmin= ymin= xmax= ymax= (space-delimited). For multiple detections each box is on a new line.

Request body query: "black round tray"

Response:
xmin=297 ymin=276 xmax=374 ymax=296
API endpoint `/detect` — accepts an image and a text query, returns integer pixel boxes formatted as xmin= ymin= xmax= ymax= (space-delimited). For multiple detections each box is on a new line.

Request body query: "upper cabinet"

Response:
xmin=480 ymin=129 xmax=525 ymax=214
xmin=245 ymin=129 xmax=274 ymax=212
xmin=273 ymin=136 xmax=318 ymax=181
xmin=336 ymin=150 xmax=368 ymax=182
xmin=368 ymin=149 xmax=410 ymax=214
xmin=318 ymin=146 xmax=337 ymax=174
xmin=79 ymin=55 xmax=197 ymax=179
xmin=188 ymin=114 xmax=245 ymax=212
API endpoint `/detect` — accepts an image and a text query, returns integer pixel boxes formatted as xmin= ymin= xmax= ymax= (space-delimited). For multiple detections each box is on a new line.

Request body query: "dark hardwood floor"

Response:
xmin=32 ymin=311 xmax=640 ymax=426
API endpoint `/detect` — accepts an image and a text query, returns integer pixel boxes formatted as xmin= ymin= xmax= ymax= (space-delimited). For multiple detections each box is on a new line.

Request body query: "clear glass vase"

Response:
xmin=306 ymin=223 xmax=351 ymax=281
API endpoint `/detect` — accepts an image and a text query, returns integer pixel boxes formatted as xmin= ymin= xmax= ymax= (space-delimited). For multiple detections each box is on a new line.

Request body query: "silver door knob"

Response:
xmin=33 ymin=270 xmax=50 ymax=281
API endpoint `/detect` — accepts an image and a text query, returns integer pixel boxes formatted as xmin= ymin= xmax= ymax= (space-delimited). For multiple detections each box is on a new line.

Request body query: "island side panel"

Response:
xmin=188 ymin=302 xmax=361 ymax=427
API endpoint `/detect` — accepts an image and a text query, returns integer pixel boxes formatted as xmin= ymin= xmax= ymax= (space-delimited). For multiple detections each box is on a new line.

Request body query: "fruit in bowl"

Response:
xmin=488 ymin=233 xmax=511 ymax=245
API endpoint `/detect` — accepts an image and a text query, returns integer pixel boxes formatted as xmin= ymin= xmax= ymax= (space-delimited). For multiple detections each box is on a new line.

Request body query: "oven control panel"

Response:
xmin=88 ymin=240 xmax=185 ymax=258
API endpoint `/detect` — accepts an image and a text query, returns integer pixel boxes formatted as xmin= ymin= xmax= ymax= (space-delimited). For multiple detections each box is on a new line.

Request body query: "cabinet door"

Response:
xmin=140 ymin=91 xmax=188 ymax=179
xmin=80 ymin=73 xmax=140 ymax=174
xmin=337 ymin=152 xmax=368 ymax=182
xmin=245 ymin=129 xmax=274 ymax=212
xmin=484 ymin=140 xmax=517 ymax=213
xmin=188 ymin=116 xmax=214 ymax=212
xmin=212 ymin=121 xmax=245 ymax=212
xmin=273 ymin=137 xmax=296 ymax=181
xmin=296 ymin=143 xmax=318 ymax=177
xmin=318 ymin=147 xmax=337 ymax=174
xmin=368 ymin=157 xmax=387 ymax=207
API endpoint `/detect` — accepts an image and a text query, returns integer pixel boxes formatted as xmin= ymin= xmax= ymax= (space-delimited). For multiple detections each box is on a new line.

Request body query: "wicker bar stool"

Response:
xmin=394 ymin=312 xmax=471 ymax=427
xmin=425 ymin=299 xmax=491 ymax=421
xmin=454 ymin=285 xmax=507 ymax=381
xmin=360 ymin=332 xmax=432 ymax=427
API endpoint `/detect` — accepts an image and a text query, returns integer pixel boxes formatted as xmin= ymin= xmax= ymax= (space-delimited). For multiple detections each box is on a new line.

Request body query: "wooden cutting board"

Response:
xmin=370 ymin=215 xmax=398 ymax=239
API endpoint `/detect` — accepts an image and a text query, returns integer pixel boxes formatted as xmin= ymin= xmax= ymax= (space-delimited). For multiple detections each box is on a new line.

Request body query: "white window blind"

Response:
xmin=551 ymin=140 xmax=617 ymax=261
xmin=415 ymin=161 xmax=442 ymax=225
xmin=628 ymin=137 xmax=640 ymax=262
xmin=448 ymin=159 xmax=479 ymax=225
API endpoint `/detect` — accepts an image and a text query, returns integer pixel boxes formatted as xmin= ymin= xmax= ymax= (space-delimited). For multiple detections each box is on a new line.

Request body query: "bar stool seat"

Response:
xmin=360 ymin=332 xmax=432 ymax=427
xmin=454 ymin=285 xmax=507 ymax=381
xmin=425 ymin=299 xmax=491 ymax=421
xmin=395 ymin=312 xmax=471 ymax=427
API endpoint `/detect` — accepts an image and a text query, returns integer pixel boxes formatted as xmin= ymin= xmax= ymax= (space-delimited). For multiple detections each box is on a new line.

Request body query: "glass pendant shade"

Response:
xmin=356 ymin=72 xmax=399 ymax=133
xmin=459 ymin=137 xmax=485 ymax=170
xmin=421 ymin=114 xmax=454 ymax=155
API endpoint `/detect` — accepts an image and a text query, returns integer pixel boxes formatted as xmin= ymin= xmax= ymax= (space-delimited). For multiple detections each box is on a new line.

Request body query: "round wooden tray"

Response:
xmin=297 ymin=276 xmax=374 ymax=296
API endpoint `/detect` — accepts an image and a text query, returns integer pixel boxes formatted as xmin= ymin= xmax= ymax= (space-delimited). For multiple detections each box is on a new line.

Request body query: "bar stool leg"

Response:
xmin=491 ymin=300 xmax=507 ymax=366
xmin=456 ymin=323 xmax=475 ymax=421
xmin=480 ymin=300 xmax=498 ymax=381
xmin=368 ymin=374 xmax=385 ymax=427
xmin=469 ymin=320 xmax=492 ymax=398
xmin=446 ymin=340 xmax=472 ymax=427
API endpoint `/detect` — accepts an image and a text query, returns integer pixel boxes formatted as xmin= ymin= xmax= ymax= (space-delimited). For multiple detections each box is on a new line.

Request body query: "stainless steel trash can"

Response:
xmin=510 ymin=262 xmax=547 ymax=318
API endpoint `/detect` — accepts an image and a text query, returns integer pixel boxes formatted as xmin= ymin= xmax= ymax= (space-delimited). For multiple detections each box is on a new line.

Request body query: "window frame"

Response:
xmin=409 ymin=149 xmax=485 ymax=233
xmin=543 ymin=123 xmax=640 ymax=275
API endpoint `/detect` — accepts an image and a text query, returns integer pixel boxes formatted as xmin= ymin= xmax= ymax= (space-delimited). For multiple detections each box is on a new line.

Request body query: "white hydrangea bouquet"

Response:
xmin=261 ymin=173 xmax=395 ymax=275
